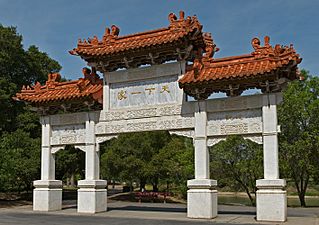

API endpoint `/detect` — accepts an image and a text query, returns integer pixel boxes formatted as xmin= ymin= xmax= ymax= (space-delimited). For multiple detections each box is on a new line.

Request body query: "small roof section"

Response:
xmin=70 ymin=11 xmax=217 ymax=72
xmin=14 ymin=68 xmax=103 ymax=114
xmin=179 ymin=36 xmax=302 ymax=99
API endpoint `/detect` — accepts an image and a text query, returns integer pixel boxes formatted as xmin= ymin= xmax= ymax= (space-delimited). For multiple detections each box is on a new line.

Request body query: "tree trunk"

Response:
xmin=298 ymin=192 xmax=306 ymax=207
xmin=140 ymin=179 xmax=146 ymax=191
xmin=70 ymin=173 xmax=75 ymax=187
xmin=152 ymin=177 xmax=159 ymax=192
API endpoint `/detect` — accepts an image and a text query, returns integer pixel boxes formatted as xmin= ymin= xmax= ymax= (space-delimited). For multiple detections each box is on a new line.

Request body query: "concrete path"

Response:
xmin=0 ymin=201 xmax=318 ymax=225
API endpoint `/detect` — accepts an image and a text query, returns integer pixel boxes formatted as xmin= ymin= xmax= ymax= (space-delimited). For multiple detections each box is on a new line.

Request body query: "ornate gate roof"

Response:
xmin=179 ymin=36 xmax=302 ymax=99
xmin=15 ymin=11 xmax=302 ymax=110
xmin=69 ymin=11 xmax=217 ymax=72
xmin=14 ymin=69 xmax=102 ymax=114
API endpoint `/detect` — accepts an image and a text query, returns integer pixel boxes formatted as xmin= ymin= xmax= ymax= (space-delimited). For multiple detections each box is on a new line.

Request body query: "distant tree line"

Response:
xmin=0 ymin=24 xmax=61 ymax=193
xmin=0 ymin=24 xmax=318 ymax=207
xmin=99 ymin=131 xmax=194 ymax=197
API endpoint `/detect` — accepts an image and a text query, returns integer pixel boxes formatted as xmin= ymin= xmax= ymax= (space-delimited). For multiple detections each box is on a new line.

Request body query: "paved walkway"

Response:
xmin=0 ymin=201 xmax=318 ymax=225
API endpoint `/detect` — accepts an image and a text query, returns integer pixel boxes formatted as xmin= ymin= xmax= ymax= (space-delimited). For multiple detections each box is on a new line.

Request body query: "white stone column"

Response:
xmin=33 ymin=116 xmax=62 ymax=211
xmin=77 ymin=112 xmax=107 ymax=213
xmin=103 ymin=72 xmax=110 ymax=112
xmin=187 ymin=101 xmax=218 ymax=219
xmin=256 ymin=93 xmax=287 ymax=222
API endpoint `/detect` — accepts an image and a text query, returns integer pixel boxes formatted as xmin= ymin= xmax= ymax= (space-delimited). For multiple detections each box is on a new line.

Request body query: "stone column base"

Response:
xmin=77 ymin=180 xmax=107 ymax=213
xmin=33 ymin=180 xmax=62 ymax=211
xmin=187 ymin=179 xmax=218 ymax=219
xmin=256 ymin=179 xmax=287 ymax=222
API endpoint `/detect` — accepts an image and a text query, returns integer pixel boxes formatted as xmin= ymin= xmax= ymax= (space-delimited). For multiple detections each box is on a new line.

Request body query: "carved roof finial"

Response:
xmin=48 ymin=73 xmax=61 ymax=83
xmin=91 ymin=36 xmax=99 ymax=45
xmin=111 ymin=25 xmax=120 ymax=36
xmin=264 ymin=36 xmax=270 ymax=47
xmin=168 ymin=12 xmax=177 ymax=23
xmin=105 ymin=27 xmax=110 ymax=35
xmin=33 ymin=81 xmax=41 ymax=93
xmin=179 ymin=11 xmax=185 ymax=20
xmin=251 ymin=37 xmax=261 ymax=50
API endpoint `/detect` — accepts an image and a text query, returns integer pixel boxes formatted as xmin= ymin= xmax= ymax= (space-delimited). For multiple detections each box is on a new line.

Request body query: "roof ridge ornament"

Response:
xmin=46 ymin=73 xmax=61 ymax=89
xmin=102 ymin=25 xmax=120 ymax=44
xmin=251 ymin=36 xmax=297 ymax=59
xmin=203 ymin=32 xmax=219 ymax=60
xmin=168 ymin=11 xmax=202 ymax=32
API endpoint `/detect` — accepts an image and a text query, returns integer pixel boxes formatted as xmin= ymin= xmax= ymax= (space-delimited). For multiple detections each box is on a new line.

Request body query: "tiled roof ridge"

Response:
xmin=15 ymin=70 xmax=103 ymax=105
xmin=196 ymin=36 xmax=300 ymax=68
xmin=179 ymin=36 xmax=302 ymax=88
xmin=19 ymin=74 xmax=102 ymax=93
xmin=77 ymin=27 xmax=171 ymax=49
xmin=71 ymin=10 xmax=203 ymax=53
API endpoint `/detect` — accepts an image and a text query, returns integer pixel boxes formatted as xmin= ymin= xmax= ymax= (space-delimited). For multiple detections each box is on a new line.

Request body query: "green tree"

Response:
xmin=100 ymin=131 xmax=171 ymax=191
xmin=210 ymin=135 xmax=263 ymax=206
xmin=55 ymin=146 xmax=85 ymax=187
xmin=100 ymin=131 xmax=194 ymax=196
xmin=151 ymin=135 xmax=194 ymax=197
xmin=278 ymin=70 xmax=319 ymax=207
xmin=0 ymin=24 xmax=61 ymax=134
xmin=0 ymin=129 xmax=40 ymax=193
xmin=0 ymin=24 xmax=62 ymax=193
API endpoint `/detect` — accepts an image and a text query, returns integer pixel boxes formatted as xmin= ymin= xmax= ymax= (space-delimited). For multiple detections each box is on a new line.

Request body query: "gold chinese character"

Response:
xmin=145 ymin=87 xmax=156 ymax=95
xmin=117 ymin=90 xmax=127 ymax=100
xmin=160 ymin=85 xmax=170 ymax=93
xmin=131 ymin=91 xmax=142 ymax=95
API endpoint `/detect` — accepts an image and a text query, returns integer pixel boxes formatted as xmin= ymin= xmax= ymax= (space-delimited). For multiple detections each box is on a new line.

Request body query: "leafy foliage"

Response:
xmin=100 ymin=131 xmax=194 ymax=196
xmin=0 ymin=129 xmax=40 ymax=192
xmin=0 ymin=24 xmax=61 ymax=193
xmin=0 ymin=24 xmax=61 ymax=134
xmin=279 ymin=70 xmax=319 ymax=207
xmin=210 ymin=135 xmax=263 ymax=206
xmin=55 ymin=146 xmax=85 ymax=186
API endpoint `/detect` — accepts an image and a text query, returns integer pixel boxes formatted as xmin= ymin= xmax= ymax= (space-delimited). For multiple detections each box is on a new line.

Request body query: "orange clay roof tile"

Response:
xmin=179 ymin=36 xmax=302 ymax=85
xmin=70 ymin=12 xmax=203 ymax=58
xmin=15 ymin=73 xmax=103 ymax=105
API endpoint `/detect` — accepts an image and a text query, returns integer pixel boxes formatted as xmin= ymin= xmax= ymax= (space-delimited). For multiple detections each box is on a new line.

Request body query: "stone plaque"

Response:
xmin=207 ymin=109 xmax=262 ymax=136
xmin=51 ymin=124 xmax=85 ymax=145
xmin=110 ymin=75 xmax=178 ymax=109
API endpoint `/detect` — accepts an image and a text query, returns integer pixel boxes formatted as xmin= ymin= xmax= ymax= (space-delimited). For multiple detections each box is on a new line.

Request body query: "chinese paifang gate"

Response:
xmin=15 ymin=11 xmax=301 ymax=222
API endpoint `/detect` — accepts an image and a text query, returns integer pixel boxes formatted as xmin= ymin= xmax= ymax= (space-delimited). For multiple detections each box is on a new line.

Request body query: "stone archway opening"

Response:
xmin=55 ymin=145 xmax=85 ymax=206
xmin=209 ymin=135 xmax=263 ymax=207
xmin=98 ymin=131 xmax=195 ymax=203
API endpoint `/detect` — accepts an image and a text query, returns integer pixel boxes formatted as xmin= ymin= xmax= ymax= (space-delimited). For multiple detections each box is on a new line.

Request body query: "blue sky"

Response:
xmin=0 ymin=0 xmax=318 ymax=80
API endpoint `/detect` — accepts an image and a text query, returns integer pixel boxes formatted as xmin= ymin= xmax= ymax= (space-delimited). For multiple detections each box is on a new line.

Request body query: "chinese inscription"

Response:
xmin=110 ymin=75 xmax=178 ymax=108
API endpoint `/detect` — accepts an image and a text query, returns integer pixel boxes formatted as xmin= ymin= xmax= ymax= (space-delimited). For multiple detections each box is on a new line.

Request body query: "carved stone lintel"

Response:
xmin=96 ymin=135 xmax=117 ymax=144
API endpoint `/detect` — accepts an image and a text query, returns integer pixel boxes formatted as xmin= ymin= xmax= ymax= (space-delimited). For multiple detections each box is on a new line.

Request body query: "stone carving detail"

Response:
xmin=207 ymin=137 xmax=225 ymax=147
xmin=60 ymin=135 xmax=77 ymax=144
xmin=207 ymin=109 xmax=262 ymax=136
xmin=102 ymin=105 xmax=182 ymax=121
xmin=169 ymin=130 xmax=194 ymax=138
xmin=245 ymin=136 xmax=263 ymax=144
xmin=110 ymin=75 xmax=178 ymax=109
xmin=220 ymin=123 xmax=248 ymax=135
xmin=51 ymin=146 xmax=65 ymax=154
xmin=206 ymin=95 xmax=264 ymax=113
xmin=96 ymin=135 xmax=118 ymax=143
xmin=207 ymin=135 xmax=262 ymax=146
xmin=96 ymin=116 xmax=194 ymax=134
xmin=50 ymin=113 xmax=87 ymax=126
xmin=51 ymin=124 xmax=85 ymax=145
